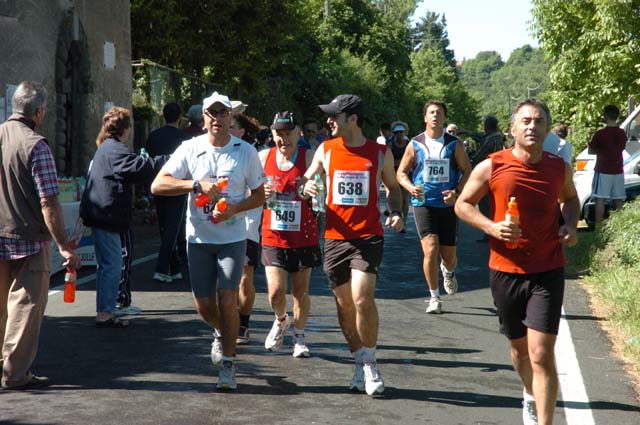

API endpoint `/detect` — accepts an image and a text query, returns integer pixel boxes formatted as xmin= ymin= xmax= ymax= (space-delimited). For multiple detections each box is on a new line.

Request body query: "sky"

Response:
xmin=412 ymin=0 xmax=538 ymax=61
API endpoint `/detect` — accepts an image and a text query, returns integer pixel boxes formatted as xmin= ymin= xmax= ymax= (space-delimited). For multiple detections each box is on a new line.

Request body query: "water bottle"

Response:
xmin=312 ymin=173 xmax=326 ymax=213
xmin=211 ymin=198 xmax=228 ymax=224
xmin=64 ymin=267 xmax=76 ymax=303
xmin=265 ymin=177 xmax=277 ymax=209
xmin=415 ymin=183 xmax=424 ymax=202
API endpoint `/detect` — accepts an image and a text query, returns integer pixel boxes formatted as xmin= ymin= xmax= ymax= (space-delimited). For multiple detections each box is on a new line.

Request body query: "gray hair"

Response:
xmin=187 ymin=104 xmax=203 ymax=123
xmin=510 ymin=98 xmax=551 ymax=131
xmin=12 ymin=81 xmax=48 ymax=118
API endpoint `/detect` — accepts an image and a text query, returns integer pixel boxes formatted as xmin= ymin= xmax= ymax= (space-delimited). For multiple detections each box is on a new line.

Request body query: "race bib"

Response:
xmin=269 ymin=200 xmax=301 ymax=231
xmin=422 ymin=158 xmax=450 ymax=183
xmin=332 ymin=170 xmax=370 ymax=206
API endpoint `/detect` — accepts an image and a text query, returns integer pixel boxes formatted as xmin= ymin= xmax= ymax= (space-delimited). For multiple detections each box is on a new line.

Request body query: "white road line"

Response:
xmin=556 ymin=307 xmax=596 ymax=425
xmin=48 ymin=253 xmax=158 ymax=295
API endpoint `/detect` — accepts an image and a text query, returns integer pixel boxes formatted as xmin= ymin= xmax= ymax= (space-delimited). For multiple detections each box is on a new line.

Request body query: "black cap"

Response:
xmin=319 ymin=94 xmax=364 ymax=116
xmin=270 ymin=111 xmax=298 ymax=130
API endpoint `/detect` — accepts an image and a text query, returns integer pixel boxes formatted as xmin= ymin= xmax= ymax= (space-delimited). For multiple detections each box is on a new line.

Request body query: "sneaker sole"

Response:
xmin=236 ymin=338 xmax=250 ymax=345
xmin=425 ymin=307 xmax=442 ymax=314
xmin=216 ymin=384 xmax=237 ymax=391
xmin=366 ymin=383 xmax=385 ymax=395
xmin=293 ymin=351 xmax=310 ymax=358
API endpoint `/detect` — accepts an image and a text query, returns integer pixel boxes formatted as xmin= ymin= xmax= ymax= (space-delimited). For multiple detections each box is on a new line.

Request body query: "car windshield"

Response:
xmin=624 ymin=149 xmax=640 ymax=165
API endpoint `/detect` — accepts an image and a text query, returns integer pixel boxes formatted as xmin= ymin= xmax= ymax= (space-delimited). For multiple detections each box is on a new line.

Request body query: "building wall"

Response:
xmin=0 ymin=0 xmax=131 ymax=176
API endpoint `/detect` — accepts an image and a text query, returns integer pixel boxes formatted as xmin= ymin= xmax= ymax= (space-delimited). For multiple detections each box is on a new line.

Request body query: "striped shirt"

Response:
xmin=0 ymin=140 xmax=59 ymax=260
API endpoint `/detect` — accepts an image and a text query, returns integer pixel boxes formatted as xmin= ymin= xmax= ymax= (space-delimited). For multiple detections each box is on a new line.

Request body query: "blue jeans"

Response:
xmin=93 ymin=228 xmax=123 ymax=313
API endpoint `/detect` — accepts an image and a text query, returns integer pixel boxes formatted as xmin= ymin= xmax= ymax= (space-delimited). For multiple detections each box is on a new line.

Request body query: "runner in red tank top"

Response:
xmin=259 ymin=112 xmax=320 ymax=359
xmin=299 ymin=95 xmax=404 ymax=396
xmin=456 ymin=99 xmax=580 ymax=425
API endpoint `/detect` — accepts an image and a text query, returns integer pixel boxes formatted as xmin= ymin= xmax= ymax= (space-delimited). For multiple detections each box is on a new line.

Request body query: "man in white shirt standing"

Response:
xmin=151 ymin=92 xmax=265 ymax=391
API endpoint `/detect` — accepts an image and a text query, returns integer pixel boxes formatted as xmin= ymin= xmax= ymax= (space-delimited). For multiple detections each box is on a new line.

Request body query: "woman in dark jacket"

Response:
xmin=80 ymin=107 xmax=154 ymax=327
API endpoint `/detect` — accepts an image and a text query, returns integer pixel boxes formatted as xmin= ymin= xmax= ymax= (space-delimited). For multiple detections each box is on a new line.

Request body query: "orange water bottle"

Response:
xmin=64 ymin=267 xmax=76 ymax=303
xmin=194 ymin=193 xmax=210 ymax=207
xmin=211 ymin=198 xmax=228 ymax=223
xmin=505 ymin=196 xmax=520 ymax=249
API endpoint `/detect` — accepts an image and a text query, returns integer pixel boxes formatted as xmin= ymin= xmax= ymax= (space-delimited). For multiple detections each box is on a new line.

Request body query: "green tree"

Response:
xmin=531 ymin=0 xmax=640 ymax=151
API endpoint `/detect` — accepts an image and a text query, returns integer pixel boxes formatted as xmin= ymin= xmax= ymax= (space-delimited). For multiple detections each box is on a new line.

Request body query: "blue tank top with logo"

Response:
xmin=410 ymin=131 xmax=460 ymax=208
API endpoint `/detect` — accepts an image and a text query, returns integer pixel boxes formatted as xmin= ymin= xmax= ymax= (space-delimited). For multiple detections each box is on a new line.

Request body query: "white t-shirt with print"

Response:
xmin=162 ymin=134 xmax=265 ymax=244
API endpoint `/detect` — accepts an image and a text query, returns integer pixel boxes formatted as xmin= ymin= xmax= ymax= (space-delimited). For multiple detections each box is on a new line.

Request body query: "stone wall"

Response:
xmin=0 ymin=0 xmax=131 ymax=176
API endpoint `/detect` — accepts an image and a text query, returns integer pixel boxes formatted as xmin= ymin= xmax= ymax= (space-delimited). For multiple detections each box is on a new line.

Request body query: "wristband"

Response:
xmin=297 ymin=183 xmax=308 ymax=198
xmin=390 ymin=210 xmax=402 ymax=217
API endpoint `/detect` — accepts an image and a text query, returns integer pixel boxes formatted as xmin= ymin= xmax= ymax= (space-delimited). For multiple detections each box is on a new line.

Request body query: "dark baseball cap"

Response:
xmin=319 ymin=94 xmax=364 ymax=116
xmin=270 ymin=111 xmax=298 ymax=130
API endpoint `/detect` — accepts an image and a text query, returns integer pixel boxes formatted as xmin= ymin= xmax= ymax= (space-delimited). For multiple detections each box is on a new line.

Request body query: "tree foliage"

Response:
xmin=531 ymin=0 xmax=640 ymax=151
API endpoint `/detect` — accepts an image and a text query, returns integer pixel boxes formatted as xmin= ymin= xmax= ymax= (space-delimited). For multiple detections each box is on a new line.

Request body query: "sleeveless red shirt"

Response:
xmin=261 ymin=147 xmax=319 ymax=248
xmin=323 ymin=137 xmax=385 ymax=240
xmin=488 ymin=149 xmax=566 ymax=274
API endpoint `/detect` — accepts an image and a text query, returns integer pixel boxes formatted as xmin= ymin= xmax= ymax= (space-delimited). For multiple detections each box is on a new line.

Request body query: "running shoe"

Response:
xmin=211 ymin=336 xmax=223 ymax=366
xmin=236 ymin=326 xmax=250 ymax=345
xmin=441 ymin=262 xmax=458 ymax=295
xmin=426 ymin=297 xmax=442 ymax=314
xmin=152 ymin=272 xmax=172 ymax=283
xmin=171 ymin=272 xmax=183 ymax=280
xmin=522 ymin=399 xmax=538 ymax=425
xmin=264 ymin=315 xmax=291 ymax=351
xmin=114 ymin=304 xmax=142 ymax=317
xmin=216 ymin=361 xmax=237 ymax=391
xmin=292 ymin=334 xmax=310 ymax=358
xmin=363 ymin=361 xmax=385 ymax=395
xmin=349 ymin=362 xmax=365 ymax=392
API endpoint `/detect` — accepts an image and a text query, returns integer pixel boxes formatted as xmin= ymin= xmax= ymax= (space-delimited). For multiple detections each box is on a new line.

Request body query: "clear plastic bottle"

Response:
xmin=415 ymin=183 xmax=424 ymax=202
xmin=505 ymin=196 xmax=520 ymax=249
xmin=140 ymin=147 xmax=149 ymax=159
xmin=312 ymin=173 xmax=326 ymax=213
xmin=265 ymin=176 xmax=277 ymax=209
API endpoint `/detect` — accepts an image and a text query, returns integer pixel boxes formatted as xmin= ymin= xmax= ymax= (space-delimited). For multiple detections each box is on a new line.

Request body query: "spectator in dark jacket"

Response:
xmin=80 ymin=107 xmax=154 ymax=327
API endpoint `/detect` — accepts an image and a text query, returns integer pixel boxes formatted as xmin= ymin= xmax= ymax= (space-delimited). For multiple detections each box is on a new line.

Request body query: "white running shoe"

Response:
xmin=441 ymin=262 xmax=458 ymax=295
xmin=363 ymin=361 xmax=385 ymax=395
xmin=113 ymin=305 xmax=142 ymax=317
xmin=349 ymin=362 xmax=365 ymax=392
xmin=264 ymin=315 xmax=291 ymax=351
xmin=171 ymin=272 xmax=183 ymax=280
xmin=153 ymin=272 xmax=172 ymax=283
xmin=236 ymin=326 xmax=250 ymax=345
xmin=216 ymin=361 xmax=237 ymax=391
xmin=211 ymin=337 xmax=223 ymax=366
xmin=522 ymin=399 xmax=538 ymax=425
xmin=426 ymin=297 xmax=442 ymax=314
xmin=292 ymin=334 xmax=310 ymax=358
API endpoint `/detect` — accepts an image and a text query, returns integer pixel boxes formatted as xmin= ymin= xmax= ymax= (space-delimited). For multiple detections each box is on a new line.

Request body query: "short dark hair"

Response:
xmin=510 ymin=98 xmax=551 ymax=131
xmin=423 ymin=100 xmax=448 ymax=118
xmin=603 ymin=104 xmax=620 ymax=120
xmin=483 ymin=115 xmax=499 ymax=132
xmin=554 ymin=123 xmax=568 ymax=139
xmin=162 ymin=102 xmax=181 ymax=123
xmin=303 ymin=118 xmax=318 ymax=129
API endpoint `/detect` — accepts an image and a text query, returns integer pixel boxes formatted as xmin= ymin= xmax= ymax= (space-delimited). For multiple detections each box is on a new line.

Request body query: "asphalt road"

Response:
xmin=1 ymin=215 xmax=639 ymax=425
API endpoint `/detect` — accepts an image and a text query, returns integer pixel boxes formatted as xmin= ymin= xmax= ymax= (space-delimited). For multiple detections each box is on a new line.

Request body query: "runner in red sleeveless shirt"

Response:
xmin=456 ymin=99 xmax=579 ymax=425
xmin=260 ymin=111 xmax=320 ymax=359
xmin=300 ymin=95 xmax=404 ymax=396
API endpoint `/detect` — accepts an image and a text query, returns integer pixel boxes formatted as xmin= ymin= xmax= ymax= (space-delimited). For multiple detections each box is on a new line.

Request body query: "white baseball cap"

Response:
xmin=203 ymin=91 xmax=232 ymax=111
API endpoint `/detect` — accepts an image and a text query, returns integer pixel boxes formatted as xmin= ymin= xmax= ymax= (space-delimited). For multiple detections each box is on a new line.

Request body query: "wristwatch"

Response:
xmin=297 ymin=183 xmax=307 ymax=198
xmin=193 ymin=180 xmax=202 ymax=193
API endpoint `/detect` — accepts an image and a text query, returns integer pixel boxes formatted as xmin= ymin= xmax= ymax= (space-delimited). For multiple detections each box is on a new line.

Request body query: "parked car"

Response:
xmin=573 ymin=105 xmax=640 ymax=228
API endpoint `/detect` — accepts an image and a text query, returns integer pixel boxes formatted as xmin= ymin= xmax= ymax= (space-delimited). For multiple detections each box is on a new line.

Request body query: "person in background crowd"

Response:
xmin=151 ymin=91 xmax=265 ymax=391
xmin=396 ymin=101 xmax=472 ymax=313
xmin=146 ymin=103 xmax=191 ymax=283
xmin=588 ymin=104 xmax=627 ymax=229
xmin=80 ymin=107 xmax=154 ymax=328
xmin=297 ymin=118 xmax=323 ymax=150
xmin=260 ymin=111 xmax=320 ymax=358
xmin=301 ymin=94 xmax=404 ymax=395
xmin=446 ymin=123 xmax=458 ymax=136
xmin=1 ymin=81 xmax=81 ymax=390
xmin=229 ymin=109 xmax=263 ymax=345
xmin=376 ymin=121 xmax=392 ymax=145
xmin=456 ymin=98 xmax=579 ymax=425
xmin=543 ymin=124 xmax=572 ymax=166
xmin=184 ymin=104 xmax=206 ymax=137
xmin=389 ymin=121 xmax=411 ymax=224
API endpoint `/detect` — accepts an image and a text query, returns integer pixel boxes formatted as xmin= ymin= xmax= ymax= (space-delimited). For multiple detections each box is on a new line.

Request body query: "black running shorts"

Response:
xmin=323 ymin=235 xmax=383 ymax=289
xmin=413 ymin=205 xmax=458 ymax=246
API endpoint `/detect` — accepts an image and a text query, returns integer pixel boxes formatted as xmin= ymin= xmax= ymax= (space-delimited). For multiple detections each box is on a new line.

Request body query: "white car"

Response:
xmin=573 ymin=105 xmax=640 ymax=228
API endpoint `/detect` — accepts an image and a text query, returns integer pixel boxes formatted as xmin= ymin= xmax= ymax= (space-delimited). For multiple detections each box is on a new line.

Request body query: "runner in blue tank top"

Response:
xmin=396 ymin=100 xmax=472 ymax=314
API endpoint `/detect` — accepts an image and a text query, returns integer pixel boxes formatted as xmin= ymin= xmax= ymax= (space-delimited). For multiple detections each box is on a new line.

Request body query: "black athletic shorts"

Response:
xmin=490 ymin=267 xmax=565 ymax=339
xmin=262 ymin=245 xmax=322 ymax=273
xmin=413 ymin=205 xmax=458 ymax=246
xmin=244 ymin=239 xmax=260 ymax=268
xmin=323 ymin=235 xmax=383 ymax=289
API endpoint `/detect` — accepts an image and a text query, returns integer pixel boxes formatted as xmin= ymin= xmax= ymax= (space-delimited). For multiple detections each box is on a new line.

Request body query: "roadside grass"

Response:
xmin=567 ymin=199 xmax=640 ymax=380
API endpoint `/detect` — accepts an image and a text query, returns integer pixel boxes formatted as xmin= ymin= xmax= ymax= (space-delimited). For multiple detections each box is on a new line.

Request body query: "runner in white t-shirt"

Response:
xmin=151 ymin=92 xmax=265 ymax=391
